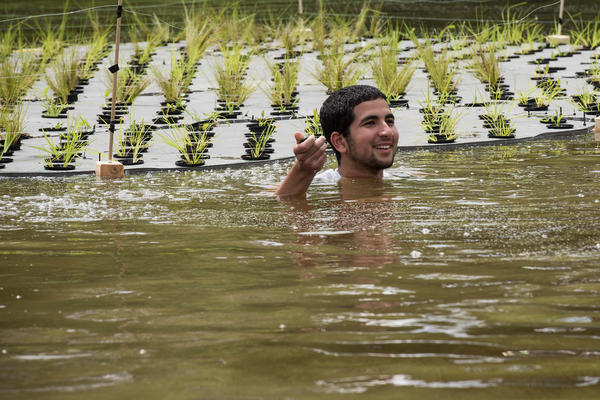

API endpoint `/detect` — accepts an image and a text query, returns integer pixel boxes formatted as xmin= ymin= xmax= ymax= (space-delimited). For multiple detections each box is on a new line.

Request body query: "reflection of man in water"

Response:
xmin=275 ymin=85 xmax=399 ymax=197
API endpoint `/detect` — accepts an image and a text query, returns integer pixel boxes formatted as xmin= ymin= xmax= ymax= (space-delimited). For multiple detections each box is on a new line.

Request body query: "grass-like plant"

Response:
xmin=133 ymin=13 xmax=171 ymax=46
xmin=499 ymin=3 xmax=542 ymax=46
xmin=152 ymin=51 xmax=192 ymax=104
xmin=41 ymin=88 xmax=68 ymax=117
xmin=569 ymin=13 xmax=600 ymax=50
xmin=371 ymin=31 xmax=416 ymax=101
xmin=33 ymin=116 xmax=89 ymax=168
xmin=0 ymin=25 xmax=18 ymax=63
xmin=315 ymin=28 xmax=372 ymax=93
xmin=570 ymin=87 xmax=600 ymax=113
xmin=0 ymin=52 xmax=39 ymax=106
xmin=158 ymin=124 xmax=210 ymax=166
xmin=423 ymin=106 xmax=460 ymax=143
xmin=304 ymin=109 xmax=323 ymax=137
xmin=533 ymin=79 xmax=564 ymax=108
xmin=483 ymin=100 xmax=516 ymax=137
xmin=78 ymin=29 xmax=110 ymax=81
xmin=265 ymin=59 xmax=299 ymax=108
xmin=245 ymin=122 xmax=276 ymax=159
xmin=470 ymin=45 xmax=502 ymax=88
xmin=182 ymin=10 xmax=215 ymax=65
xmin=487 ymin=117 xmax=515 ymax=137
xmin=274 ymin=20 xmax=309 ymax=57
xmin=107 ymin=67 xmax=151 ymax=105
xmin=214 ymin=45 xmax=254 ymax=106
xmin=415 ymin=39 xmax=459 ymax=96
xmin=0 ymin=102 xmax=25 ymax=151
xmin=115 ymin=125 xmax=144 ymax=164
xmin=45 ymin=49 xmax=79 ymax=104
xmin=34 ymin=7 xmax=68 ymax=65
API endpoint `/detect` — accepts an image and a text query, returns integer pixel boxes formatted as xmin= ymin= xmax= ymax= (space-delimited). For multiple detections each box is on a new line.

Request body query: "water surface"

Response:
xmin=1 ymin=134 xmax=599 ymax=399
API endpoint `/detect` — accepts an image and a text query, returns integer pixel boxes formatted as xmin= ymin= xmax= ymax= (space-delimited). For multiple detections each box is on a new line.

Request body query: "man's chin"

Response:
xmin=375 ymin=156 xmax=395 ymax=170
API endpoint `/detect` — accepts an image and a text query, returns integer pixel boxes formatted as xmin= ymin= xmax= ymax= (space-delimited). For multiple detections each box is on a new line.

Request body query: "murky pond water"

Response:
xmin=1 ymin=134 xmax=599 ymax=399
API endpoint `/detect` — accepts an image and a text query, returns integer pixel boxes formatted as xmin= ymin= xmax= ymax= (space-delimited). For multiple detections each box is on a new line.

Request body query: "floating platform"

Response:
xmin=1 ymin=40 xmax=598 ymax=177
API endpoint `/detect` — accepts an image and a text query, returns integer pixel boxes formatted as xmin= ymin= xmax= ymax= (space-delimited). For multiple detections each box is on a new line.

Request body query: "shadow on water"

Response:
xmin=0 ymin=135 xmax=599 ymax=398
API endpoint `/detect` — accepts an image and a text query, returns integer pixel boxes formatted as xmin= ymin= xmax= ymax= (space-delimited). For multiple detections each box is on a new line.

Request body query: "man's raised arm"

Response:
xmin=275 ymin=132 xmax=328 ymax=197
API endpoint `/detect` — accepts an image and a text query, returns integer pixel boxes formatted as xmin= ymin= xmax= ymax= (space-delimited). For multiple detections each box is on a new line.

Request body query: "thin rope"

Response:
xmin=0 ymin=5 xmax=115 ymax=25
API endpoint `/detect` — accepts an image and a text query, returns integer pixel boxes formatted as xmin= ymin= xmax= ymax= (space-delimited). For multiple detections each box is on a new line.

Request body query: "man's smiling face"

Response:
xmin=340 ymin=98 xmax=399 ymax=178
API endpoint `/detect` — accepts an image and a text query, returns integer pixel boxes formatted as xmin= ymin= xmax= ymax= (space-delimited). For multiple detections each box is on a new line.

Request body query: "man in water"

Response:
xmin=275 ymin=85 xmax=399 ymax=197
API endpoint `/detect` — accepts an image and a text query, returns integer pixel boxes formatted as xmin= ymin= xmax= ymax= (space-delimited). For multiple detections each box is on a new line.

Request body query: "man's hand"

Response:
xmin=274 ymin=132 xmax=328 ymax=197
xmin=292 ymin=132 xmax=327 ymax=174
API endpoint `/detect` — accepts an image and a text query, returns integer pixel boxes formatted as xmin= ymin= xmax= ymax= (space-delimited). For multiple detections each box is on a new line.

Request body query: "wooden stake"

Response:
xmin=298 ymin=0 xmax=303 ymax=15
xmin=96 ymin=0 xmax=124 ymax=179
xmin=557 ymin=0 xmax=565 ymax=36
xmin=546 ymin=0 xmax=570 ymax=45
xmin=594 ymin=116 xmax=600 ymax=142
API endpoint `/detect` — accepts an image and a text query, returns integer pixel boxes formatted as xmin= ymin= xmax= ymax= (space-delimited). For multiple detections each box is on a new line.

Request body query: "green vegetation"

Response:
xmin=246 ymin=122 xmax=276 ymax=159
xmin=371 ymin=31 xmax=416 ymax=102
xmin=158 ymin=124 xmax=210 ymax=166
xmin=214 ymin=44 xmax=253 ymax=107
xmin=266 ymin=59 xmax=299 ymax=109
xmin=33 ymin=116 xmax=90 ymax=168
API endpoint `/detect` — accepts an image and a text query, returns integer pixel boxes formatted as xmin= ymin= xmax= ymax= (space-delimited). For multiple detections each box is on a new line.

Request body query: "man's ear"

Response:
xmin=330 ymin=131 xmax=348 ymax=155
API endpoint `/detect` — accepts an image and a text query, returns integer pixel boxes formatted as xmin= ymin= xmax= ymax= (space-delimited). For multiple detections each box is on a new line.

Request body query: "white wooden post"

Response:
xmin=96 ymin=0 xmax=125 ymax=179
xmin=557 ymin=0 xmax=565 ymax=35
xmin=299 ymin=0 xmax=303 ymax=15
xmin=546 ymin=0 xmax=570 ymax=46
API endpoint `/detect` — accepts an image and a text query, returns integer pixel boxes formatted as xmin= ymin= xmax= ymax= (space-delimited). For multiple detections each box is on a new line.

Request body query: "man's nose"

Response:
xmin=378 ymin=121 xmax=393 ymax=137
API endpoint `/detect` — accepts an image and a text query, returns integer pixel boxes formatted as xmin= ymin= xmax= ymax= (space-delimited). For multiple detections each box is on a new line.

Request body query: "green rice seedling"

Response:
xmin=438 ymin=109 xmax=461 ymax=138
xmin=416 ymin=41 xmax=459 ymax=95
xmin=152 ymin=51 xmax=190 ymax=104
xmin=151 ymin=14 xmax=172 ymax=45
xmin=158 ymin=124 xmax=210 ymax=166
xmin=0 ymin=102 xmax=25 ymax=151
xmin=104 ymin=67 xmax=151 ymax=105
xmin=569 ymin=12 xmax=600 ymax=50
xmin=366 ymin=3 xmax=386 ymax=39
xmin=41 ymin=88 xmax=68 ymax=117
xmin=275 ymin=20 xmax=309 ymax=57
xmin=349 ymin=3 xmax=371 ymax=42
xmin=487 ymin=116 xmax=515 ymax=137
xmin=78 ymin=26 xmax=110 ymax=81
xmin=466 ymin=18 xmax=496 ymax=46
xmin=500 ymin=3 xmax=542 ymax=46
xmin=182 ymin=10 xmax=215 ymax=65
xmin=570 ymin=87 xmax=599 ymax=113
xmin=45 ymin=49 xmax=79 ymax=103
xmin=0 ymin=25 xmax=18 ymax=63
xmin=185 ymin=109 xmax=225 ymax=131
xmin=424 ymin=107 xmax=460 ymax=143
xmin=247 ymin=122 xmax=276 ymax=159
xmin=535 ymin=79 xmax=565 ymax=108
xmin=310 ymin=3 xmax=327 ymax=54
xmin=371 ymin=31 xmax=416 ymax=102
xmin=33 ymin=116 xmax=89 ymax=168
xmin=541 ymin=110 xmax=568 ymax=126
xmin=516 ymin=86 xmax=535 ymax=106
xmin=265 ymin=59 xmax=299 ymax=108
xmin=315 ymin=28 xmax=372 ymax=93
xmin=34 ymin=6 xmax=68 ymax=65
xmin=129 ymin=28 xmax=158 ymax=68
xmin=0 ymin=52 xmax=39 ymax=106
xmin=470 ymin=45 xmax=501 ymax=87
xmin=214 ymin=45 xmax=254 ymax=106
xmin=115 ymin=125 xmax=144 ymax=163
xmin=304 ymin=108 xmax=323 ymax=137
